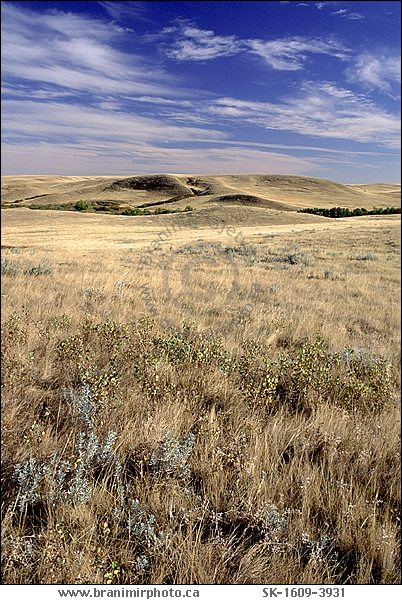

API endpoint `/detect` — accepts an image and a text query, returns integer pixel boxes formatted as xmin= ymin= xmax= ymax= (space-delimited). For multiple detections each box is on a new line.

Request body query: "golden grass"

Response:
xmin=2 ymin=204 xmax=399 ymax=250
xmin=2 ymin=173 xmax=400 ymax=210
xmin=1 ymin=203 xmax=400 ymax=585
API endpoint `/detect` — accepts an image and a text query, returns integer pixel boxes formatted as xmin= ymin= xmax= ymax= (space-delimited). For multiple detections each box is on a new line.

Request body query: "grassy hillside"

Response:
xmin=1 ymin=174 xmax=400 ymax=585
xmin=2 ymin=173 xmax=400 ymax=212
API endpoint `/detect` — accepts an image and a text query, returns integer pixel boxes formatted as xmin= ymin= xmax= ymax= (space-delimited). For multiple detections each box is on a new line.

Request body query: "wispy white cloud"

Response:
xmin=1 ymin=3 xmax=179 ymax=98
xmin=246 ymin=37 xmax=348 ymax=70
xmin=1 ymin=83 xmax=75 ymax=100
xmin=347 ymin=53 xmax=401 ymax=94
xmin=163 ymin=137 xmax=395 ymax=157
xmin=3 ymin=138 xmax=393 ymax=179
xmin=289 ymin=2 xmax=364 ymax=18
xmin=164 ymin=23 xmax=242 ymax=61
xmin=2 ymin=99 xmax=226 ymax=145
xmin=97 ymin=1 xmax=151 ymax=23
xmin=283 ymin=1 xmax=335 ymax=10
xmin=1 ymin=141 xmax=321 ymax=176
xmin=205 ymin=83 xmax=401 ymax=148
xmin=278 ymin=1 xmax=365 ymax=19
xmin=331 ymin=9 xmax=364 ymax=20
xmin=135 ymin=96 xmax=194 ymax=107
xmin=162 ymin=20 xmax=349 ymax=69
xmin=1 ymin=2 xmax=399 ymax=180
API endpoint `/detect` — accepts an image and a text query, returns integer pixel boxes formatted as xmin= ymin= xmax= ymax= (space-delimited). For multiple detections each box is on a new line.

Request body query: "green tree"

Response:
xmin=74 ymin=200 xmax=89 ymax=212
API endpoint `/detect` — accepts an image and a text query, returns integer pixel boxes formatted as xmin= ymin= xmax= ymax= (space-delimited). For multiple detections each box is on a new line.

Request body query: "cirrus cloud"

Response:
xmin=1 ymin=2 xmax=399 ymax=181
xmin=347 ymin=53 xmax=401 ymax=94
xmin=206 ymin=83 xmax=401 ymax=149
xmin=159 ymin=19 xmax=349 ymax=70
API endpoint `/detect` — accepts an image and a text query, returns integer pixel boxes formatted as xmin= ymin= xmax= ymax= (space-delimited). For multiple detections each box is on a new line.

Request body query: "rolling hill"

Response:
xmin=2 ymin=173 xmax=400 ymax=212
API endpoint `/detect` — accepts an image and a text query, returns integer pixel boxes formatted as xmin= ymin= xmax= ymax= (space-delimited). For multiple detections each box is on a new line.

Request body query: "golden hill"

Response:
xmin=2 ymin=173 xmax=400 ymax=211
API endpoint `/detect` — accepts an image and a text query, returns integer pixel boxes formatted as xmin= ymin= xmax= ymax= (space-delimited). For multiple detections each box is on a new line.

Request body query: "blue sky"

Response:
xmin=1 ymin=1 xmax=400 ymax=182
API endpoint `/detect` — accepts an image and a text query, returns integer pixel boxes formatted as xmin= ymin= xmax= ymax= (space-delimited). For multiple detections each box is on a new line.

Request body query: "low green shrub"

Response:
xmin=74 ymin=200 xmax=90 ymax=212
xmin=298 ymin=206 xmax=400 ymax=218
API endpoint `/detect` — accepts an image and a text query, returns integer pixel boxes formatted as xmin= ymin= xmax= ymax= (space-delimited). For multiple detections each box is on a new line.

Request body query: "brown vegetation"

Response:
xmin=1 ymin=175 xmax=400 ymax=584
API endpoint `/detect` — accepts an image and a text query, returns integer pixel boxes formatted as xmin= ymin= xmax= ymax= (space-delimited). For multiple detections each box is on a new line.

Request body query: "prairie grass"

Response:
xmin=1 ymin=218 xmax=400 ymax=584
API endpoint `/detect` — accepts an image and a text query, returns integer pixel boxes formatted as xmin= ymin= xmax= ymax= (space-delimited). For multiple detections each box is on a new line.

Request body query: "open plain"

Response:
xmin=1 ymin=173 xmax=401 ymax=585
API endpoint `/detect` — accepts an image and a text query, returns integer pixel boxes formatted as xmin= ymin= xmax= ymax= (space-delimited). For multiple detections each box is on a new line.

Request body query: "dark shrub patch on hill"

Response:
xmin=298 ymin=206 xmax=400 ymax=218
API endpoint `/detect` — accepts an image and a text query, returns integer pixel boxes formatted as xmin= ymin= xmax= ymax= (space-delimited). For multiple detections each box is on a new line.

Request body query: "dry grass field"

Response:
xmin=1 ymin=174 xmax=401 ymax=585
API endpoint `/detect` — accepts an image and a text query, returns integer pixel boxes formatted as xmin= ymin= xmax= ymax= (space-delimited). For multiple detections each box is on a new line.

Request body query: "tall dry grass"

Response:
xmin=1 ymin=219 xmax=400 ymax=584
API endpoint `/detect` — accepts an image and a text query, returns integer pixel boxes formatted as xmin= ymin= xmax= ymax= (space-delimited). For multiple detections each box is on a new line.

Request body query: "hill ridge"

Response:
xmin=2 ymin=173 xmax=400 ymax=212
